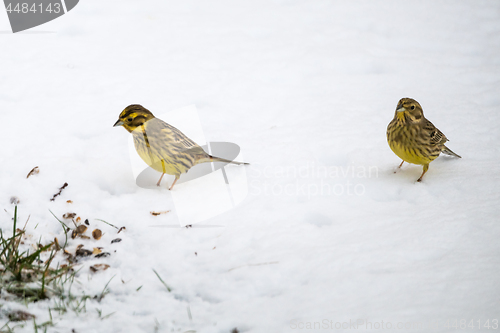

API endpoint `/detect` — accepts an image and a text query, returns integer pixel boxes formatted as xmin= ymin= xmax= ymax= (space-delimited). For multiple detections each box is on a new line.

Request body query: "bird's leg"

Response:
xmin=156 ymin=173 xmax=165 ymax=187
xmin=417 ymin=164 xmax=429 ymax=182
xmin=168 ymin=175 xmax=180 ymax=191
xmin=394 ymin=160 xmax=404 ymax=173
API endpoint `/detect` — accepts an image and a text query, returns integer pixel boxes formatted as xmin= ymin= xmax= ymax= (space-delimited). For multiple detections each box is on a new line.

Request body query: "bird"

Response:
xmin=386 ymin=98 xmax=461 ymax=182
xmin=114 ymin=104 xmax=248 ymax=190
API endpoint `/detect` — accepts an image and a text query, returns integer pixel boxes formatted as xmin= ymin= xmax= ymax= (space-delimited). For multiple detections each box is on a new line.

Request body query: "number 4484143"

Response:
xmin=444 ymin=319 xmax=498 ymax=330
xmin=5 ymin=3 xmax=61 ymax=14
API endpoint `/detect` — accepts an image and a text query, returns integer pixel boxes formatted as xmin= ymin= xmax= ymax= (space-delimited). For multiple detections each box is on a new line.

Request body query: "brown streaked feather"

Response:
xmin=143 ymin=118 xmax=207 ymax=157
xmin=423 ymin=119 xmax=448 ymax=145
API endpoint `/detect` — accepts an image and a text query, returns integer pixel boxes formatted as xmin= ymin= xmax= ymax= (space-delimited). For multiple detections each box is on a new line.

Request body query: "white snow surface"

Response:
xmin=1 ymin=1 xmax=500 ymax=332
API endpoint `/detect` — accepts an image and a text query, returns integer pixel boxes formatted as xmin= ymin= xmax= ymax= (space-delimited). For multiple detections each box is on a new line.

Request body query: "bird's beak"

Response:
xmin=396 ymin=106 xmax=406 ymax=113
xmin=113 ymin=119 xmax=124 ymax=127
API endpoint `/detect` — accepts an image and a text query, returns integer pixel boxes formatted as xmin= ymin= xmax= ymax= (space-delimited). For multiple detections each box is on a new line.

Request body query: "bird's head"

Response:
xmin=113 ymin=104 xmax=155 ymax=132
xmin=394 ymin=98 xmax=424 ymax=123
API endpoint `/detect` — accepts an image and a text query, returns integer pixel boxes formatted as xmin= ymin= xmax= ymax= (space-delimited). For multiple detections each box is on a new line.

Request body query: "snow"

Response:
xmin=1 ymin=0 xmax=500 ymax=332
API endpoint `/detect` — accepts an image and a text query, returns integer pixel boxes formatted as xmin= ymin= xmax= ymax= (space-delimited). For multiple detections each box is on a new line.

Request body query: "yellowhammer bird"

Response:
xmin=387 ymin=98 xmax=461 ymax=182
xmin=114 ymin=104 xmax=248 ymax=190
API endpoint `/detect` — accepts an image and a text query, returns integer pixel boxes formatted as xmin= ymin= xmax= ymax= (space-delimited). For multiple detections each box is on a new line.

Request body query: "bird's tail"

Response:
xmin=196 ymin=155 xmax=249 ymax=165
xmin=210 ymin=155 xmax=249 ymax=165
xmin=442 ymin=145 xmax=461 ymax=158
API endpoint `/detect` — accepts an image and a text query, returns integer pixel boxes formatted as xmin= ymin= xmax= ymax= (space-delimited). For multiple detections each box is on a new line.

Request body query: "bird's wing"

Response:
xmin=164 ymin=123 xmax=199 ymax=149
xmin=145 ymin=118 xmax=206 ymax=153
xmin=423 ymin=119 xmax=448 ymax=145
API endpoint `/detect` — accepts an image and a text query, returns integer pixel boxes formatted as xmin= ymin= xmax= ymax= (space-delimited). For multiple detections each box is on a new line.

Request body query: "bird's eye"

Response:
xmin=410 ymin=105 xmax=415 ymax=110
xmin=127 ymin=118 xmax=133 ymax=122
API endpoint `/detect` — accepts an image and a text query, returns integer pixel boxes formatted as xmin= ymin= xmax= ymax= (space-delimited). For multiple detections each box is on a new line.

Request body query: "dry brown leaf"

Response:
xmin=66 ymin=200 xmax=73 ymax=204
xmin=54 ymin=238 xmax=61 ymax=251
xmin=92 ymin=247 xmax=102 ymax=255
xmin=63 ymin=212 xmax=76 ymax=219
xmin=26 ymin=166 xmax=39 ymax=179
xmin=76 ymin=217 xmax=81 ymax=222
xmin=80 ymin=235 xmax=90 ymax=239
xmin=90 ymin=264 xmax=110 ymax=272
xmin=63 ymin=249 xmax=74 ymax=262
xmin=76 ymin=225 xmax=87 ymax=233
xmin=92 ymin=229 xmax=102 ymax=240
xmin=75 ymin=247 xmax=92 ymax=257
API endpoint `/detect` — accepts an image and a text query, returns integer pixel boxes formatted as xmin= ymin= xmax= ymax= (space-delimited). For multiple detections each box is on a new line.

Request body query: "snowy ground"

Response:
xmin=1 ymin=0 xmax=500 ymax=332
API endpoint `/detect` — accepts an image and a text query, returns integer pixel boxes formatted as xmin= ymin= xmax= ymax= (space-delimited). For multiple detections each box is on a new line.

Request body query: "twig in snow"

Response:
xmin=150 ymin=210 xmax=170 ymax=216
xmin=50 ymin=183 xmax=68 ymax=201
xmin=228 ymin=261 xmax=279 ymax=272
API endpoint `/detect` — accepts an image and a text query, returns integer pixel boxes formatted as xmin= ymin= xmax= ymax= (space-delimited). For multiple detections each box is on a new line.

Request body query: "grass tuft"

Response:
xmin=0 ymin=206 xmax=74 ymax=302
